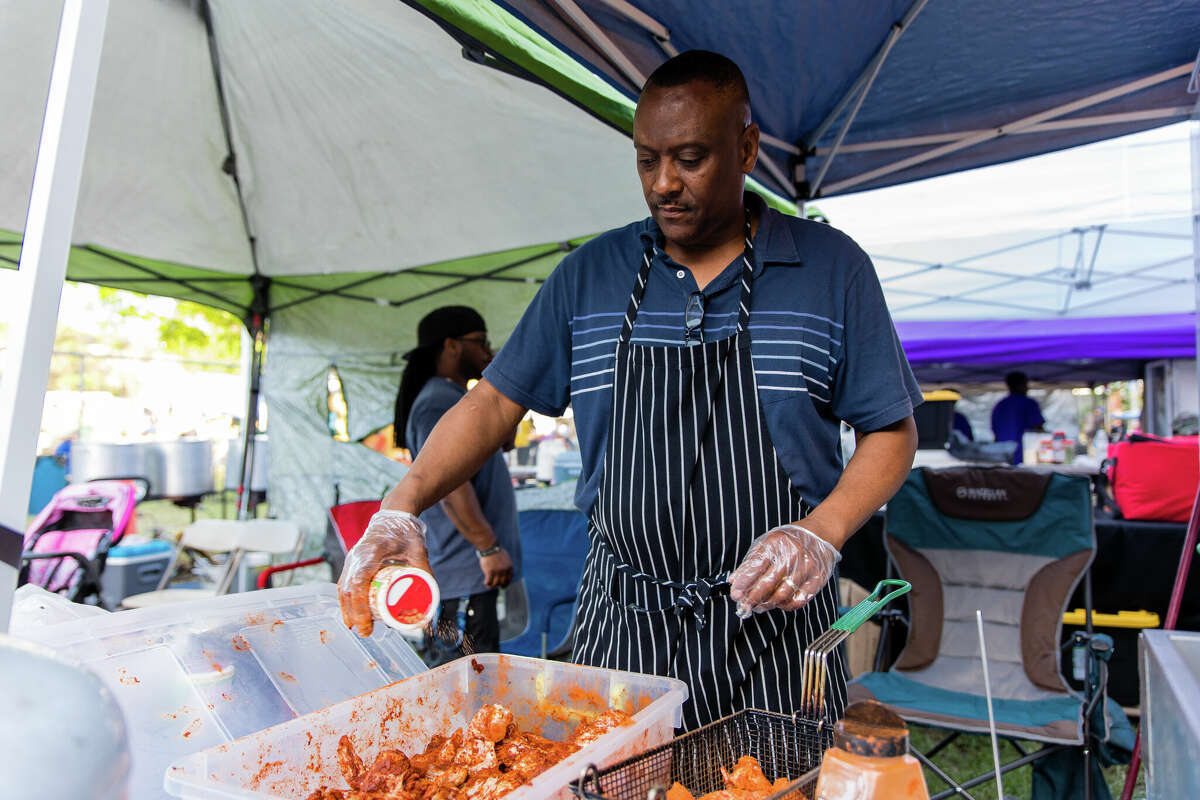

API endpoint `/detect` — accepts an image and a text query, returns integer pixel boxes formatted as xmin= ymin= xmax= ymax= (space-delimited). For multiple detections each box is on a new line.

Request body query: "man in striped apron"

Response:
xmin=339 ymin=51 xmax=920 ymax=731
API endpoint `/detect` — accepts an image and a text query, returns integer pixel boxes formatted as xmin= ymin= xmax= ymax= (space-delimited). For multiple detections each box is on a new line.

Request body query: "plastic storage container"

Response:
xmin=913 ymin=391 xmax=958 ymax=451
xmin=100 ymin=539 xmax=174 ymax=609
xmin=166 ymin=653 xmax=688 ymax=800
xmin=22 ymin=583 xmax=426 ymax=800
xmin=1140 ymin=630 xmax=1200 ymax=799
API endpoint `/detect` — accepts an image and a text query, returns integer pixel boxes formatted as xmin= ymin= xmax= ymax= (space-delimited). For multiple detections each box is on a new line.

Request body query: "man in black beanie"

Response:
xmin=391 ymin=306 xmax=520 ymax=663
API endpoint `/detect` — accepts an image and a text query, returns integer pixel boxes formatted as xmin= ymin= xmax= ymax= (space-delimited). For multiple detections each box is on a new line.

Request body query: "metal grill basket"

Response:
xmin=571 ymin=709 xmax=831 ymax=800
xmin=569 ymin=581 xmax=911 ymax=800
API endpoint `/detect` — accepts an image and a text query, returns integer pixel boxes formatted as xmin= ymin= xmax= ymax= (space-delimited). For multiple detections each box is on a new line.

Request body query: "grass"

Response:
xmin=129 ymin=491 xmax=245 ymax=533
xmin=909 ymin=724 xmax=1145 ymax=799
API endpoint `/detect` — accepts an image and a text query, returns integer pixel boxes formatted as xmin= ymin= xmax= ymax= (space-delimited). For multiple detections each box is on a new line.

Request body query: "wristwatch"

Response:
xmin=476 ymin=544 xmax=502 ymax=558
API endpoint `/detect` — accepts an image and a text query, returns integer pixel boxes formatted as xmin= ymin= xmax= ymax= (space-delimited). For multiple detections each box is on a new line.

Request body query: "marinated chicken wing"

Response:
xmin=721 ymin=756 xmax=773 ymax=793
xmin=567 ymin=708 xmax=633 ymax=748
xmin=674 ymin=756 xmax=799 ymax=800
xmin=358 ymin=749 xmax=411 ymax=794
xmin=666 ymin=782 xmax=696 ymax=800
xmin=453 ymin=736 xmax=500 ymax=775
xmin=465 ymin=704 xmax=514 ymax=744
xmin=308 ymin=702 xmax=632 ymax=799
xmin=336 ymin=735 xmax=365 ymax=790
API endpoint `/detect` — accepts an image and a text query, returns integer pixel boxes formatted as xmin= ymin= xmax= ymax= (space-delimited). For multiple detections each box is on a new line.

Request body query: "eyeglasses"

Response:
xmin=456 ymin=334 xmax=492 ymax=350
xmin=684 ymin=292 xmax=705 ymax=344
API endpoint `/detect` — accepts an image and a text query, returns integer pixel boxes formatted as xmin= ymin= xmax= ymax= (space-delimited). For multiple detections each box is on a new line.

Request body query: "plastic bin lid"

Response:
xmin=21 ymin=583 xmax=426 ymax=800
xmin=108 ymin=540 xmax=174 ymax=558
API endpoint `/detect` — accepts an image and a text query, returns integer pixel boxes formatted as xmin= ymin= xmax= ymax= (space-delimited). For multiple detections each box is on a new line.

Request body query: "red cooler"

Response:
xmin=1107 ymin=435 xmax=1199 ymax=522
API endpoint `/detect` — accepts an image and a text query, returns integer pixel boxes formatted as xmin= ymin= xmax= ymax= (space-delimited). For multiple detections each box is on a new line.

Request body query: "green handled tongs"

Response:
xmin=799 ymin=579 xmax=911 ymax=718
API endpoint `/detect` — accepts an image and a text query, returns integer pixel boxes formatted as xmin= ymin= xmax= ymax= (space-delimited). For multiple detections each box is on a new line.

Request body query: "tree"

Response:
xmin=97 ymin=286 xmax=241 ymax=370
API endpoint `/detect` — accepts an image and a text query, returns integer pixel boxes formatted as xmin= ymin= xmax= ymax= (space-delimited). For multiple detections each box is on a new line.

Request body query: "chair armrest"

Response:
xmin=530 ymin=594 xmax=579 ymax=637
xmin=256 ymin=557 xmax=327 ymax=589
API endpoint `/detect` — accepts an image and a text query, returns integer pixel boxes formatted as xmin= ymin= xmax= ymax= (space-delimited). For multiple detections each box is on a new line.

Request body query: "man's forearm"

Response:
xmin=798 ymin=415 xmax=917 ymax=549
xmin=385 ymin=378 xmax=527 ymax=515
xmin=440 ymin=482 xmax=498 ymax=551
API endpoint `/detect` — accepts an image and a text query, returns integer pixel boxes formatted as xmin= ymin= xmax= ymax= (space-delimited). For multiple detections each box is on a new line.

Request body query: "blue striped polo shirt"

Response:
xmin=484 ymin=193 xmax=922 ymax=517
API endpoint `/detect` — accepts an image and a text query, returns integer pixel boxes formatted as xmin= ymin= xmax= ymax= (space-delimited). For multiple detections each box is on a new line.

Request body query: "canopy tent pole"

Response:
xmin=234 ymin=277 xmax=269 ymax=522
xmin=0 ymin=0 xmax=108 ymax=632
xmin=812 ymin=106 xmax=1193 ymax=156
xmin=590 ymin=0 xmax=677 ymax=57
xmin=201 ymin=0 xmax=269 ymax=525
xmin=546 ymin=0 xmax=646 ymax=89
xmin=807 ymin=0 xmax=930 ymax=198
xmin=801 ymin=0 xmax=931 ymax=155
xmin=1119 ymin=98 xmax=1200 ymax=800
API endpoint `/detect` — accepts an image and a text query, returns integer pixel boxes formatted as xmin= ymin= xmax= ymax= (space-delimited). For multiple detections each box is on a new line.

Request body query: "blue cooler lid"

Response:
xmin=107 ymin=540 xmax=173 ymax=558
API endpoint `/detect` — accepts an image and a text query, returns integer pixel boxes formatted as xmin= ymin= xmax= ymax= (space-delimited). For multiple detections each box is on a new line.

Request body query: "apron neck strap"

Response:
xmin=620 ymin=207 xmax=756 ymax=344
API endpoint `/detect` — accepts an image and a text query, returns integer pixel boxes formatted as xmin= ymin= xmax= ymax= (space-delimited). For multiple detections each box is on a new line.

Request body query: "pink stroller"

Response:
xmin=20 ymin=480 xmax=143 ymax=604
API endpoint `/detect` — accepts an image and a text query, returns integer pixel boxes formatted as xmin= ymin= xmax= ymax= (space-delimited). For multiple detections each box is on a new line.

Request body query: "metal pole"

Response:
xmin=77 ymin=353 xmax=85 ymax=434
xmin=0 ymin=0 xmax=109 ymax=632
xmin=235 ymin=318 xmax=263 ymax=520
xmin=1121 ymin=113 xmax=1200 ymax=800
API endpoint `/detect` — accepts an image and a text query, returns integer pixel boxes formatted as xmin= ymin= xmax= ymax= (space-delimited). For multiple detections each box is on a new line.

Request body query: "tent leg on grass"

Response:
xmin=0 ymin=0 xmax=108 ymax=631
xmin=1121 ymin=111 xmax=1200 ymax=800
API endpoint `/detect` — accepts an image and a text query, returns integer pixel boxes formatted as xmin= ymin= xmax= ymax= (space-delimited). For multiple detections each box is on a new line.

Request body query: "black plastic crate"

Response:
xmin=914 ymin=398 xmax=956 ymax=450
xmin=571 ymin=709 xmax=831 ymax=800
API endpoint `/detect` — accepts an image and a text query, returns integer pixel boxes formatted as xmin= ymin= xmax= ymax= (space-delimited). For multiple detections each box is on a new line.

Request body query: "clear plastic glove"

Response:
xmin=728 ymin=524 xmax=841 ymax=619
xmin=338 ymin=510 xmax=430 ymax=637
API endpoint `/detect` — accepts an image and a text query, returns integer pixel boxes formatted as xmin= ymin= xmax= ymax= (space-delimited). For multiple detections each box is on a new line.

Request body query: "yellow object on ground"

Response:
xmin=1062 ymin=609 xmax=1160 ymax=628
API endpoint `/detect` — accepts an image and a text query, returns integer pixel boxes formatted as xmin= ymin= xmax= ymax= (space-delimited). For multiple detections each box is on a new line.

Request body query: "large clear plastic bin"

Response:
xmin=22 ymin=584 xmax=426 ymax=800
xmin=165 ymin=653 xmax=688 ymax=800
xmin=1140 ymin=630 xmax=1200 ymax=799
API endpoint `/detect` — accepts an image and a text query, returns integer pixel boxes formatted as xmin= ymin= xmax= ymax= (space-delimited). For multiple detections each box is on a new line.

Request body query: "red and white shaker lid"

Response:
xmin=369 ymin=565 xmax=439 ymax=633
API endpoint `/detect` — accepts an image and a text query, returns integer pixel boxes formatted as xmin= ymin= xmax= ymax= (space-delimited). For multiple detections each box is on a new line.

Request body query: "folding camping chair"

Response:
xmin=850 ymin=466 xmax=1131 ymax=800
xmin=500 ymin=508 xmax=590 ymax=659
xmin=121 ymin=518 xmax=301 ymax=607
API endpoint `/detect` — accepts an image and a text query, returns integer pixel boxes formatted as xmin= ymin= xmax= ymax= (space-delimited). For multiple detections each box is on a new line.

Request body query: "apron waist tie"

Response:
xmin=600 ymin=539 xmax=729 ymax=630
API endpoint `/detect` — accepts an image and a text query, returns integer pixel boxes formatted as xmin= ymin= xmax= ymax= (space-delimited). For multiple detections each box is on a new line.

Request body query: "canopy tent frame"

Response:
xmin=78 ymin=245 xmax=254 ymax=316
xmin=873 ymin=224 xmax=1193 ymax=317
xmin=813 ymin=106 xmax=1196 ymax=156
xmin=825 ymin=61 xmax=1197 ymax=196
xmin=804 ymin=0 xmax=931 ymax=198
xmin=265 ymin=242 xmax=569 ymax=315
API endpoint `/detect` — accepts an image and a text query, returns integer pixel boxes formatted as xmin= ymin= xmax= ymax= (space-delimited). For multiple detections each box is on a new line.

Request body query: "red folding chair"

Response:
xmin=255 ymin=499 xmax=380 ymax=589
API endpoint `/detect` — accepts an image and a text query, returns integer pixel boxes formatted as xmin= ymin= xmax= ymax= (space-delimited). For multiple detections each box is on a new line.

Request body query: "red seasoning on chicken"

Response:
xmin=305 ymin=702 xmax=632 ymax=800
xmin=666 ymin=756 xmax=796 ymax=800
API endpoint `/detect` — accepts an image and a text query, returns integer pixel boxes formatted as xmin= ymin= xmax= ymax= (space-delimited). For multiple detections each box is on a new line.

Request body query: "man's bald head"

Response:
xmin=641 ymin=50 xmax=751 ymax=126
xmin=632 ymin=51 xmax=758 ymax=254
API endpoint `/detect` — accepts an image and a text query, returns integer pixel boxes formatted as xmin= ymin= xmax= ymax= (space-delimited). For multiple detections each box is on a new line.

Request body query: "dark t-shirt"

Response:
xmin=406 ymin=378 xmax=521 ymax=599
xmin=484 ymin=193 xmax=922 ymax=516
xmin=991 ymin=394 xmax=1045 ymax=463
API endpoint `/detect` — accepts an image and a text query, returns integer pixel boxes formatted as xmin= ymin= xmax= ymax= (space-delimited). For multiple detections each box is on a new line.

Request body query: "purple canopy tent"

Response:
xmin=896 ymin=313 xmax=1195 ymax=384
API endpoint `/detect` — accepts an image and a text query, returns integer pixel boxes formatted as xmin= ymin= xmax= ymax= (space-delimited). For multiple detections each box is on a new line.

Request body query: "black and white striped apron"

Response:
xmin=571 ymin=212 xmax=847 ymax=731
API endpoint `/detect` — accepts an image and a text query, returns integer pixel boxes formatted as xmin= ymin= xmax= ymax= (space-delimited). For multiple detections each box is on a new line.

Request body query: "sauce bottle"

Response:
xmin=814 ymin=700 xmax=929 ymax=800
xmin=368 ymin=565 xmax=440 ymax=633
